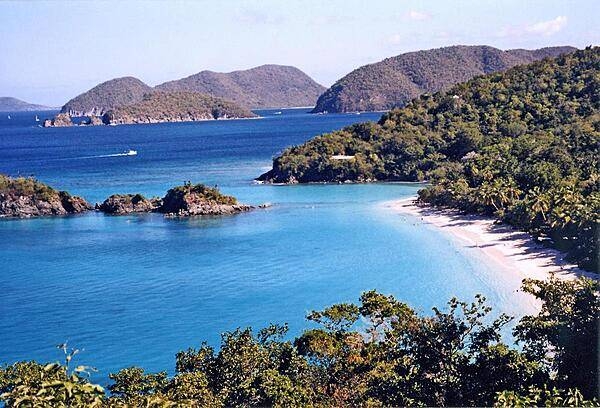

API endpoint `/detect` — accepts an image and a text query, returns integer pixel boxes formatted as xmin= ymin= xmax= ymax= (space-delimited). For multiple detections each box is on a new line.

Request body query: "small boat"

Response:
xmin=125 ymin=149 xmax=137 ymax=156
xmin=35 ymin=115 xmax=39 ymax=122
xmin=273 ymin=111 xmax=282 ymax=115
xmin=7 ymin=115 xmax=11 ymax=119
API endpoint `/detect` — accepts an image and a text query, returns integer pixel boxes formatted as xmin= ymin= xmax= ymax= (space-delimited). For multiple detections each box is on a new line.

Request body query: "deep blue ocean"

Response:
xmin=0 ymin=109 xmax=533 ymax=382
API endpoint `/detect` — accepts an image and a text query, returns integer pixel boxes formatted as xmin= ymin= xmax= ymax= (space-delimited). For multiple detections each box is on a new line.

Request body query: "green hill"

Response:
xmin=61 ymin=77 xmax=153 ymax=116
xmin=156 ymin=64 xmax=326 ymax=108
xmin=259 ymin=47 xmax=600 ymax=271
xmin=312 ymin=45 xmax=576 ymax=113
xmin=102 ymin=91 xmax=256 ymax=124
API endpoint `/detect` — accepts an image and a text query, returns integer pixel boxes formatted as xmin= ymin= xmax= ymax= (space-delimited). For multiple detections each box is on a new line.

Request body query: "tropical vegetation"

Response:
xmin=259 ymin=47 xmax=600 ymax=272
xmin=1 ymin=276 xmax=598 ymax=407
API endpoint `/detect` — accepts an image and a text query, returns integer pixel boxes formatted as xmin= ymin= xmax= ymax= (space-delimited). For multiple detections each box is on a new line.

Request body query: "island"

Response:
xmin=0 ymin=175 xmax=91 ymax=217
xmin=155 ymin=64 xmax=326 ymax=108
xmin=101 ymin=91 xmax=256 ymax=125
xmin=0 ymin=175 xmax=257 ymax=219
xmin=0 ymin=96 xmax=55 ymax=112
xmin=98 ymin=182 xmax=256 ymax=216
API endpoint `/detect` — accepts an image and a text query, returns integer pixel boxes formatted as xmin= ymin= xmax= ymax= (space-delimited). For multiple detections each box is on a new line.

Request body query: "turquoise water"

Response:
xmin=0 ymin=109 xmax=531 ymax=381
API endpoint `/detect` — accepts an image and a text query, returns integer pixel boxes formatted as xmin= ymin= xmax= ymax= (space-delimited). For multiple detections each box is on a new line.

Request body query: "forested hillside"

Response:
xmin=156 ymin=64 xmax=326 ymax=108
xmin=259 ymin=47 xmax=600 ymax=271
xmin=312 ymin=45 xmax=575 ymax=113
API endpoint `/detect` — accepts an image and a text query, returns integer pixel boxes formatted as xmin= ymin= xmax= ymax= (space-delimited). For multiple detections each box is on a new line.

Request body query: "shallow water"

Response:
xmin=0 ymin=108 xmax=533 ymax=381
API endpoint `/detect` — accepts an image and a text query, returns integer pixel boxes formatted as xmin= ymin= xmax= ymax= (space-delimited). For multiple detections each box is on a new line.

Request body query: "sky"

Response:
xmin=1 ymin=0 xmax=598 ymax=106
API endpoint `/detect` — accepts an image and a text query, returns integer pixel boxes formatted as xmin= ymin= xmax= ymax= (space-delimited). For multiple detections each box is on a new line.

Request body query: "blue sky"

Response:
xmin=1 ymin=0 xmax=598 ymax=106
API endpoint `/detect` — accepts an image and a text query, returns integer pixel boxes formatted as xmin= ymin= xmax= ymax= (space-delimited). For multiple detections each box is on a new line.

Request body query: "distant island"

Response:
xmin=46 ymin=64 xmax=324 ymax=127
xmin=156 ymin=64 xmax=326 ymax=109
xmin=0 ymin=175 xmax=257 ymax=218
xmin=0 ymin=96 xmax=55 ymax=112
xmin=61 ymin=77 xmax=152 ymax=117
xmin=59 ymin=64 xmax=324 ymax=118
xmin=45 ymin=90 xmax=255 ymax=127
xmin=312 ymin=45 xmax=576 ymax=113
xmin=259 ymin=47 xmax=599 ymax=273
xmin=102 ymin=91 xmax=256 ymax=125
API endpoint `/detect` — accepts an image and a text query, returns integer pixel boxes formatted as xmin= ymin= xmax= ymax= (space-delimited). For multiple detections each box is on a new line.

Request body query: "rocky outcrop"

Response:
xmin=83 ymin=116 xmax=103 ymax=126
xmin=159 ymin=185 xmax=252 ymax=217
xmin=0 ymin=175 xmax=91 ymax=218
xmin=42 ymin=113 xmax=72 ymax=127
xmin=96 ymin=194 xmax=161 ymax=215
xmin=96 ymin=183 xmax=254 ymax=217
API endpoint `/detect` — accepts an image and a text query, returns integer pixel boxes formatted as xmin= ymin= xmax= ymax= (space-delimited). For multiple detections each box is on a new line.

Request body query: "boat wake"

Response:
xmin=89 ymin=150 xmax=137 ymax=158
xmin=54 ymin=150 xmax=138 ymax=161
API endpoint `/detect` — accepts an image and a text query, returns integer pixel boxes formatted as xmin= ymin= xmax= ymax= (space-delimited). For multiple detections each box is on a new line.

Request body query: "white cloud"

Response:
xmin=525 ymin=16 xmax=567 ymax=36
xmin=388 ymin=33 xmax=403 ymax=45
xmin=406 ymin=10 xmax=431 ymax=21
xmin=498 ymin=16 xmax=568 ymax=38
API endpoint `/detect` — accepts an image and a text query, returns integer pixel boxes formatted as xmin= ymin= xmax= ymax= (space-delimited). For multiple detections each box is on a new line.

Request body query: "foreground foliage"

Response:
xmin=260 ymin=47 xmax=600 ymax=272
xmin=1 ymin=276 xmax=598 ymax=407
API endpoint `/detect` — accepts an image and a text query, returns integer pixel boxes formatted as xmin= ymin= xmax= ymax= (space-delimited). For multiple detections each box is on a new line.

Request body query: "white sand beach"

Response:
xmin=387 ymin=197 xmax=597 ymax=284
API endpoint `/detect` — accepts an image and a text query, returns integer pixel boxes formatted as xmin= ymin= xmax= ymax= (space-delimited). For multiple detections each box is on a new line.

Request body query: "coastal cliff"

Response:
xmin=0 ymin=175 xmax=91 ymax=218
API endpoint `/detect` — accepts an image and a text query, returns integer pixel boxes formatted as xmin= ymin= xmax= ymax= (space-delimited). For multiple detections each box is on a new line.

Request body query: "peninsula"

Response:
xmin=258 ymin=47 xmax=600 ymax=273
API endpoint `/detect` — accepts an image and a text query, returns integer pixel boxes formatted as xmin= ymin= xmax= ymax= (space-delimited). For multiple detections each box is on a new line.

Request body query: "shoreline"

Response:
xmin=386 ymin=197 xmax=597 ymax=284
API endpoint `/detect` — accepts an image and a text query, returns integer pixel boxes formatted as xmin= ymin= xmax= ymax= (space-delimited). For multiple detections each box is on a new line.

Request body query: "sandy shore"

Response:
xmin=387 ymin=197 xmax=597 ymax=283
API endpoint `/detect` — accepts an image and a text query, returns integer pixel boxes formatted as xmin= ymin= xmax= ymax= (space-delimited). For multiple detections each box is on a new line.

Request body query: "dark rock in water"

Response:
xmin=42 ymin=113 xmax=73 ymax=127
xmin=83 ymin=116 xmax=103 ymax=126
xmin=96 ymin=194 xmax=161 ymax=215
xmin=159 ymin=183 xmax=253 ymax=216
xmin=0 ymin=175 xmax=91 ymax=218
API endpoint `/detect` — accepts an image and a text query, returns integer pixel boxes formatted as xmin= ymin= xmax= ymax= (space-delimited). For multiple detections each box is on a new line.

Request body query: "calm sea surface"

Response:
xmin=0 ymin=109 xmax=532 ymax=382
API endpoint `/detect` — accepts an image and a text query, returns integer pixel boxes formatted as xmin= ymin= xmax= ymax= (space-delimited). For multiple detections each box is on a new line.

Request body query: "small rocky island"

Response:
xmin=0 ymin=175 xmax=91 ymax=218
xmin=0 ymin=175 xmax=258 ymax=219
xmin=43 ymin=90 xmax=256 ymax=127
xmin=98 ymin=182 xmax=254 ymax=216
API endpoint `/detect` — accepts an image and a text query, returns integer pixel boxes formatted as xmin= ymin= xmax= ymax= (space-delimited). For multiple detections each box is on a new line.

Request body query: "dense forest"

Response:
xmin=312 ymin=45 xmax=575 ymax=113
xmin=259 ymin=47 xmax=600 ymax=272
xmin=0 ymin=276 xmax=598 ymax=406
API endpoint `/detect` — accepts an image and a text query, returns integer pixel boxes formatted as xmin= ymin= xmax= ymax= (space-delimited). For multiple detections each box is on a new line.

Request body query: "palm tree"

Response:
xmin=527 ymin=187 xmax=551 ymax=221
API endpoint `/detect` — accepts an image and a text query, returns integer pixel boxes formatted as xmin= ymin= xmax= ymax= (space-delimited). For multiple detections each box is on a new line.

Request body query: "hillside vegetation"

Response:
xmin=312 ymin=45 xmax=575 ymax=113
xmin=259 ymin=47 xmax=600 ymax=271
xmin=102 ymin=91 xmax=256 ymax=125
xmin=156 ymin=64 xmax=326 ymax=108
xmin=61 ymin=77 xmax=153 ymax=116
xmin=1 ymin=276 xmax=598 ymax=406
